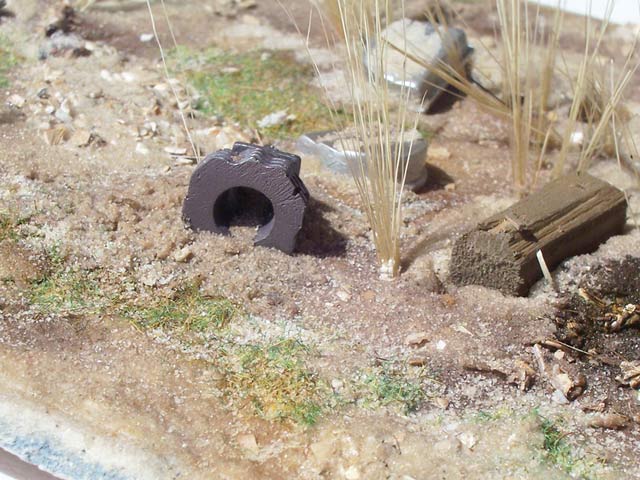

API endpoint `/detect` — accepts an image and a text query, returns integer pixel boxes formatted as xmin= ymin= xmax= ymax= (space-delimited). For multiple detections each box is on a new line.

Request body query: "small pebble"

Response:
xmin=136 ymin=142 xmax=150 ymax=155
xmin=336 ymin=290 xmax=351 ymax=302
xmin=408 ymin=356 xmax=427 ymax=367
xmin=362 ymin=290 xmax=376 ymax=301
xmin=237 ymin=433 xmax=259 ymax=454
xmin=7 ymin=94 xmax=26 ymax=108
xmin=588 ymin=413 xmax=629 ymax=430
xmin=344 ymin=466 xmax=360 ymax=480
xmin=174 ymin=246 xmax=193 ymax=263
xmin=458 ymin=432 xmax=477 ymax=450
xmin=405 ymin=332 xmax=429 ymax=347
xmin=428 ymin=146 xmax=451 ymax=161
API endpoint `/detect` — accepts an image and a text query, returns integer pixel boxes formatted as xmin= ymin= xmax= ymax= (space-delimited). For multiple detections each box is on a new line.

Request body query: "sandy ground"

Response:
xmin=0 ymin=0 xmax=640 ymax=479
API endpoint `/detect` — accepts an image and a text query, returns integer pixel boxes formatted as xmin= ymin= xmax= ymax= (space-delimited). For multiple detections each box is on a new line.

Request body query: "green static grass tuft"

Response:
xmin=363 ymin=363 xmax=427 ymax=414
xmin=30 ymin=269 xmax=103 ymax=315
xmin=0 ymin=213 xmax=16 ymax=242
xmin=124 ymin=283 xmax=239 ymax=333
xmin=226 ymin=338 xmax=325 ymax=426
xmin=175 ymin=48 xmax=339 ymax=140
xmin=0 ymin=36 xmax=18 ymax=88
xmin=536 ymin=413 xmax=602 ymax=478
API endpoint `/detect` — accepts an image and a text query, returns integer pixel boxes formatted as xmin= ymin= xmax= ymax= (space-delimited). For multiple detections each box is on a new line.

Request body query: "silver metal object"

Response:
xmin=296 ymin=130 xmax=429 ymax=191
xmin=365 ymin=19 xmax=473 ymax=108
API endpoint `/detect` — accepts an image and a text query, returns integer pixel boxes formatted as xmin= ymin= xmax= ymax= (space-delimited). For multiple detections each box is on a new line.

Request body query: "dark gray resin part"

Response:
xmin=182 ymin=142 xmax=309 ymax=254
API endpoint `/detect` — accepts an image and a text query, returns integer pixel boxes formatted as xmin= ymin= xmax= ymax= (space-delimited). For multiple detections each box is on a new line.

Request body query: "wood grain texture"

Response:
xmin=450 ymin=172 xmax=627 ymax=296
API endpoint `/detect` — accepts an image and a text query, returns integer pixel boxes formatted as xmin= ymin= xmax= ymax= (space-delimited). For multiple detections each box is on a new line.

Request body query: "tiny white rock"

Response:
xmin=121 ymin=72 xmax=137 ymax=83
xmin=100 ymin=70 xmax=113 ymax=82
xmin=136 ymin=142 xmax=150 ymax=155
xmin=551 ymin=389 xmax=570 ymax=405
xmin=174 ymin=246 xmax=193 ymax=263
xmin=336 ymin=290 xmax=351 ymax=302
xmin=257 ymin=110 xmax=289 ymax=129
xmin=174 ymin=157 xmax=196 ymax=166
xmin=344 ymin=466 xmax=360 ymax=480
xmin=55 ymin=99 xmax=74 ymax=123
xmin=458 ymin=432 xmax=477 ymax=450
xmin=70 ymin=129 xmax=92 ymax=147
xmin=164 ymin=146 xmax=188 ymax=156
xmin=237 ymin=433 xmax=259 ymax=454
xmin=7 ymin=94 xmax=26 ymax=108
xmin=570 ymin=131 xmax=584 ymax=146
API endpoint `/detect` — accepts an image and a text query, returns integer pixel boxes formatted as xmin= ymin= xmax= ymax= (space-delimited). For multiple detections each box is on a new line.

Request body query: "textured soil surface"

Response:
xmin=0 ymin=1 xmax=640 ymax=479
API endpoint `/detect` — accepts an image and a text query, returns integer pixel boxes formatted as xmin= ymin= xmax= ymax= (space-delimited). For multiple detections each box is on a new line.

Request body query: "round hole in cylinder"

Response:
xmin=213 ymin=187 xmax=274 ymax=229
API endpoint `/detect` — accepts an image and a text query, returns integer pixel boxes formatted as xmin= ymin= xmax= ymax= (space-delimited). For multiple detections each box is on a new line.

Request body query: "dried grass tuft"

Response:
xmin=309 ymin=0 xmax=420 ymax=279
xmin=399 ymin=0 xmax=639 ymax=190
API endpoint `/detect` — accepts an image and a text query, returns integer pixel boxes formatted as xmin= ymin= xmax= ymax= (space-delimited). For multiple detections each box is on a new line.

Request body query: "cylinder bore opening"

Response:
xmin=213 ymin=187 xmax=274 ymax=230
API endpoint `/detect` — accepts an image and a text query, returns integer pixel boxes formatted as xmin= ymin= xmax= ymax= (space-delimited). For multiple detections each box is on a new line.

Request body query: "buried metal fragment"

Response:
xmin=365 ymin=19 xmax=473 ymax=109
xmin=296 ymin=129 xmax=429 ymax=191
xmin=182 ymin=142 xmax=309 ymax=254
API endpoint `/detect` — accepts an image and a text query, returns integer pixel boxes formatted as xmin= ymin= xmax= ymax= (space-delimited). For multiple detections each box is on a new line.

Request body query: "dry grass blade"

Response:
xmin=145 ymin=0 xmax=200 ymax=161
xmin=80 ymin=0 xmax=153 ymax=11
xmin=495 ymin=0 xmax=569 ymax=191
xmin=534 ymin=4 xmax=563 ymax=147
xmin=616 ymin=117 xmax=640 ymax=183
xmin=497 ymin=0 xmax=526 ymax=189
xmin=577 ymin=43 xmax=640 ymax=172
xmin=384 ymin=39 xmax=510 ymax=120
xmin=550 ymin=0 xmax=640 ymax=178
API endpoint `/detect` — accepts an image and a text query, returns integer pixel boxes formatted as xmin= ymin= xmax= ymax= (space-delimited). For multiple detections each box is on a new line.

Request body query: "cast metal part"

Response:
xmin=183 ymin=142 xmax=309 ymax=254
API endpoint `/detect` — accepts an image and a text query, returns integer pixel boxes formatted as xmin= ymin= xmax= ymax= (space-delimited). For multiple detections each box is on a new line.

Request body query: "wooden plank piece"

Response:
xmin=450 ymin=172 xmax=627 ymax=296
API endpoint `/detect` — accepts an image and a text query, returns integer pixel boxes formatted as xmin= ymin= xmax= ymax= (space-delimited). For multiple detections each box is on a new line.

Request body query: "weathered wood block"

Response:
xmin=450 ymin=172 xmax=627 ymax=296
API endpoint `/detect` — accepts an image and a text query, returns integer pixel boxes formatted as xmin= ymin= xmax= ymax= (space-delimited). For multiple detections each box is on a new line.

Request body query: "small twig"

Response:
xmin=536 ymin=250 xmax=556 ymax=291
xmin=578 ymin=287 xmax=607 ymax=308
xmin=539 ymin=338 xmax=592 ymax=357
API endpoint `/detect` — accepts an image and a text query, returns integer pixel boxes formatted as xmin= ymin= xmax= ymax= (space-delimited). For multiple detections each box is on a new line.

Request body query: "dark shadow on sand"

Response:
xmin=296 ymin=197 xmax=348 ymax=257
xmin=413 ymin=164 xmax=455 ymax=195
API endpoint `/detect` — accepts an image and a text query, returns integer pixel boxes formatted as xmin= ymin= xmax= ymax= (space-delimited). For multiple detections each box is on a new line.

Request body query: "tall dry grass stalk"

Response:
xmin=315 ymin=0 xmax=419 ymax=279
xmin=496 ymin=0 xmax=536 ymax=190
xmin=398 ymin=0 xmax=638 ymax=190
xmin=575 ymin=50 xmax=639 ymax=172
xmin=493 ymin=0 xmax=639 ymax=186
xmin=495 ymin=0 xmax=639 ymax=185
